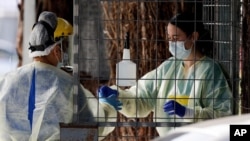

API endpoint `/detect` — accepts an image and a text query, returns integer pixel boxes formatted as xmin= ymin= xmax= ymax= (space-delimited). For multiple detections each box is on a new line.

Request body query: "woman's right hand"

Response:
xmin=98 ymin=86 xmax=122 ymax=110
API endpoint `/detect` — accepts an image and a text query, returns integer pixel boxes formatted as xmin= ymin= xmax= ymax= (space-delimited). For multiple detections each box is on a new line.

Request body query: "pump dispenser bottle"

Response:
xmin=116 ymin=32 xmax=136 ymax=86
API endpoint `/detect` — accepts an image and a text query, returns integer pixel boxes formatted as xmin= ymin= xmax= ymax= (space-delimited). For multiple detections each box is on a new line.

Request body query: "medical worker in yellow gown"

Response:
xmin=98 ymin=12 xmax=233 ymax=136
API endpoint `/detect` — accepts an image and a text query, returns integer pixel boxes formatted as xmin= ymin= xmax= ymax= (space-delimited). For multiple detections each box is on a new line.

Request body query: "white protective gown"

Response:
xmin=111 ymin=56 xmax=233 ymax=136
xmin=0 ymin=61 xmax=116 ymax=141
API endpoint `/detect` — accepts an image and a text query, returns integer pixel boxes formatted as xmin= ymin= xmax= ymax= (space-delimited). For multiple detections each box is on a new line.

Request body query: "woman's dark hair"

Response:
xmin=169 ymin=12 xmax=214 ymax=57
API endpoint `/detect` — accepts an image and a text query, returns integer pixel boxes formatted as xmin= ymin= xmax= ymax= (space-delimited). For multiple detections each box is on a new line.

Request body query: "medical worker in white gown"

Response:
xmin=0 ymin=11 xmax=121 ymax=141
xmin=98 ymin=12 xmax=233 ymax=136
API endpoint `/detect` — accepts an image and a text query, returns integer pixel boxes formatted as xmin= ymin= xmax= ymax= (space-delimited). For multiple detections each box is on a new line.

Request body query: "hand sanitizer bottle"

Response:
xmin=116 ymin=32 xmax=136 ymax=86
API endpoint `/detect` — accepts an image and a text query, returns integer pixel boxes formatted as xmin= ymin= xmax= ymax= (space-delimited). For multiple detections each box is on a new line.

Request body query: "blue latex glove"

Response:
xmin=98 ymin=86 xmax=122 ymax=110
xmin=163 ymin=100 xmax=186 ymax=117
xmin=98 ymin=85 xmax=118 ymax=98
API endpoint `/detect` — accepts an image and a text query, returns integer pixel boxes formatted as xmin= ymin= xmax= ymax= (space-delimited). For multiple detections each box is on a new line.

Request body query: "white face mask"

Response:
xmin=169 ymin=41 xmax=192 ymax=59
xmin=56 ymin=61 xmax=63 ymax=68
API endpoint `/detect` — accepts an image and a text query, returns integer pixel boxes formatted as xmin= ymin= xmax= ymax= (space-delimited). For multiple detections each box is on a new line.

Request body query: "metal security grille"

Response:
xmin=203 ymin=0 xmax=242 ymax=114
xmin=73 ymin=0 xmax=242 ymax=140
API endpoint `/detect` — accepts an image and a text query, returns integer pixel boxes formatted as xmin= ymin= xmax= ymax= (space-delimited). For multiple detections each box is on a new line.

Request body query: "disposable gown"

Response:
xmin=0 ymin=62 xmax=117 ymax=141
xmin=111 ymin=56 xmax=233 ymax=136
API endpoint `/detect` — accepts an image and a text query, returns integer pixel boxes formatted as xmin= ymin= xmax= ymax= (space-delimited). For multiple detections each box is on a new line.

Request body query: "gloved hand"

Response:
xmin=163 ymin=100 xmax=186 ymax=117
xmin=98 ymin=86 xmax=122 ymax=110
xmin=98 ymin=85 xmax=118 ymax=98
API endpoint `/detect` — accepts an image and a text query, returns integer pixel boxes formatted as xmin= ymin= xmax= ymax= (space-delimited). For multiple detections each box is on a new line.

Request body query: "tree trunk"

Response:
xmin=17 ymin=0 xmax=24 ymax=67
xmin=242 ymin=0 xmax=250 ymax=113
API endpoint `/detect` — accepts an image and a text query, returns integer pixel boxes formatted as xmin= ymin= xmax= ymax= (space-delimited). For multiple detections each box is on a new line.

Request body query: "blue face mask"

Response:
xmin=169 ymin=41 xmax=192 ymax=59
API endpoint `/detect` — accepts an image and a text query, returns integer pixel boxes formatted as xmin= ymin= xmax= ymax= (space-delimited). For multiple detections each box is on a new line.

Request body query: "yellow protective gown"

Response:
xmin=0 ymin=61 xmax=116 ymax=141
xmin=111 ymin=56 xmax=233 ymax=136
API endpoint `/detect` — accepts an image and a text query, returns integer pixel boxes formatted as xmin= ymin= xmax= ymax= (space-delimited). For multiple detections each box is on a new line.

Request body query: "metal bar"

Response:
xmin=73 ymin=0 xmax=80 ymax=123
xmin=79 ymin=121 xmax=193 ymax=127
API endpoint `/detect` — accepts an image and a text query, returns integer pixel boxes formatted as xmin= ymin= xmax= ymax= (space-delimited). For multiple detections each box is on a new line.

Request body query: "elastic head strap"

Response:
xmin=29 ymin=21 xmax=56 ymax=52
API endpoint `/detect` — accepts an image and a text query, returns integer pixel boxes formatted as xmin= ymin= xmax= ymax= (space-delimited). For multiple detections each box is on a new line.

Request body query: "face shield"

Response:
xmin=57 ymin=35 xmax=73 ymax=73
xmin=54 ymin=18 xmax=73 ymax=73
